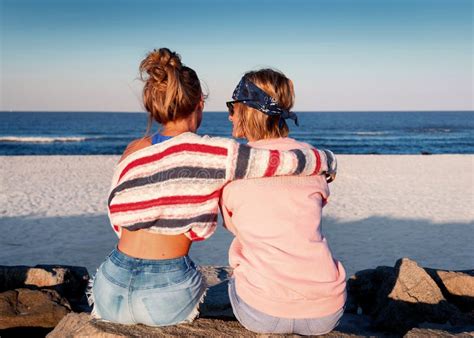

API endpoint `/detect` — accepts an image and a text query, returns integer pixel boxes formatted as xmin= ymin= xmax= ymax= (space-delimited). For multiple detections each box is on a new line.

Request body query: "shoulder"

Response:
xmin=288 ymin=138 xmax=313 ymax=150
xmin=119 ymin=137 xmax=152 ymax=163
xmin=248 ymin=137 xmax=313 ymax=150
xmin=187 ymin=133 xmax=238 ymax=150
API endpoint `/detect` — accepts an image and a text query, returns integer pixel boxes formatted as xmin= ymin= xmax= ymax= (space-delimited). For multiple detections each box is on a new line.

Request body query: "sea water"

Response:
xmin=1 ymin=111 xmax=473 ymax=155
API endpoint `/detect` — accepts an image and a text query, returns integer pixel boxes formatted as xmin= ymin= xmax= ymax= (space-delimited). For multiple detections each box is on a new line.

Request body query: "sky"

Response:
xmin=1 ymin=0 xmax=472 ymax=112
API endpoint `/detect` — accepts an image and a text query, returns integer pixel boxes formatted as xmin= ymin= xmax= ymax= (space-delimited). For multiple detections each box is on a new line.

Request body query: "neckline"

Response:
xmin=152 ymin=133 xmax=173 ymax=145
xmin=120 ymin=131 xmax=196 ymax=166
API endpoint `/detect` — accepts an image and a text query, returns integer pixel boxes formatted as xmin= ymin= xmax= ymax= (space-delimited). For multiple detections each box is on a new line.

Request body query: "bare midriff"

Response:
xmin=118 ymin=228 xmax=191 ymax=259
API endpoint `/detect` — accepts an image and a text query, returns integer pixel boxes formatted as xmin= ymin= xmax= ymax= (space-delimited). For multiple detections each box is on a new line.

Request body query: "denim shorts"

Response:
xmin=228 ymin=278 xmax=344 ymax=335
xmin=90 ymin=248 xmax=206 ymax=326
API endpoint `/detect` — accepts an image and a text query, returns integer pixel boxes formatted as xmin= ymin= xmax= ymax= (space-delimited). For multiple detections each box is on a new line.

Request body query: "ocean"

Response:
xmin=0 ymin=111 xmax=473 ymax=155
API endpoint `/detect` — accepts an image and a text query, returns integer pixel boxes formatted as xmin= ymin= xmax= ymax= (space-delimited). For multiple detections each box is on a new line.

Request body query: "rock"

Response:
xmin=387 ymin=258 xmax=446 ymax=304
xmin=448 ymin=311 xmax=474 ymax=327
xmin=0 ymin=288 xmax=71 ymax=329
xmin=346 ymin=269 xmax=375 ymax=314
xmin=404 ymin=327 xmax=474 ymax=337
xmin=48 ymin=265 xmax=384 ymax=337
xmin=333 ymin=312 xmax=391 ymax=337
xmin=346 ymin=266 xmax=396 ymax=315
xmin=425 ymin=269 xmax=474 ymax=312
xmin=198 ymin=266 xmax=234 ymax=318
xmin=25 ymin=267 xmax=68 ymax=287
xmin=5 ymin=259 xmax=469 ymax=337
xmin=0 ymin=265 xmax=90 ymax=312
xmin=0 ymin=265 xmax=89 ymax=291
xmin=347 ymin=258 xmax=470 ymax=334
xmin=47 ymin=313 xmax=249 ymax=338
xmin=199 ymin=266 xmax=232 ymax=287
xmin=199 ymin=280 xmax=234 ymax=318
xmin=372 ymin=258 xmax=460 ymax=333
xmin=47 ymin=312 xmax=386 ymax=337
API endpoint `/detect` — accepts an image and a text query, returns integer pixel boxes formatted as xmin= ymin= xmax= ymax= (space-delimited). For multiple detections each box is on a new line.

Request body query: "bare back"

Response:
xmin=117 ymin=137 xmax=191 ymax=259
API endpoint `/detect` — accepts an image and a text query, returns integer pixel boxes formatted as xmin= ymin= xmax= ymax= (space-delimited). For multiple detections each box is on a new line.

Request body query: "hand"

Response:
xmin=326 ymin=172 xmax=336 ymax=183
xmin=323 ymin=149 xmax=337 ymax=182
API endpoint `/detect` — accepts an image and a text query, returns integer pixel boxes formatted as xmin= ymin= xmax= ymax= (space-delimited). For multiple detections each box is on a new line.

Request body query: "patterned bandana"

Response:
xmin=229 ymin=76 xmax=299 ymax=128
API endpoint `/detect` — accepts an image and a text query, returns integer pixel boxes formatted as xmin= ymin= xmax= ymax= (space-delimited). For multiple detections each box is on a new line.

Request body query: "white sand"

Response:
xmin=1 ymin=155 xmax=473 ymax=277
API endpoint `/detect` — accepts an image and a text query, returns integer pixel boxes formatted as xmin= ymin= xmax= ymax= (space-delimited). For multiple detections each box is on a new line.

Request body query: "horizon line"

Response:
xmin=1 ymin=109 xmax=473 ymax=113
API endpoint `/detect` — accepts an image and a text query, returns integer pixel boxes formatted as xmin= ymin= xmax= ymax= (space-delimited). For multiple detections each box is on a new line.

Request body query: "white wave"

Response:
xmin=354 ymin=131 xmax=387 ymax=136
xmin=425 ymin=128 xmax=451 ymax=133
xmin=0 ymin=136 xmax=88 ymax=143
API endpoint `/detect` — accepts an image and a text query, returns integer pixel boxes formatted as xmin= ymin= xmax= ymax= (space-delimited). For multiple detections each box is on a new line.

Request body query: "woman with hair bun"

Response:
xmin=221 ymin=69 xmax=346 ymax=335
xmin=90 ymin=49 xmax=336 ymax=326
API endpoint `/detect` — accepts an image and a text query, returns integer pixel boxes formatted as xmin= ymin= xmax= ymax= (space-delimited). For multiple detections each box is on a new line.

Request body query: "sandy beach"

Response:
xmin=1 ymin=155 xmax=473 ymax=277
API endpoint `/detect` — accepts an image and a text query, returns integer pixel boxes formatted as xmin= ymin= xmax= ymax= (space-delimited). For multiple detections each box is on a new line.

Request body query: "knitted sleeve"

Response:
xmin=226 ymin=143 xmax=335 ymax=181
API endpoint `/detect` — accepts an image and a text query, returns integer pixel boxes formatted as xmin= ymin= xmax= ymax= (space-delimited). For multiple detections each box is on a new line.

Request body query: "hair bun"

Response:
xmin=140 ymin=48 xmax=182 ymax=81
xmin=139 ymin=47 xmax=202 ymax=127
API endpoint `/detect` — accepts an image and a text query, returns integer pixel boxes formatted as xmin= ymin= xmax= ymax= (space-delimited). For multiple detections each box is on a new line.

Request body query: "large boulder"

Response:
xmin=0 ymin=265 xmax=90 ymax=311
xmin=47 ymin=313 xmax=250 ymax=338
xmin=425 ymin=269 xmax=474 ymax=312
xmin=404 ymin=327 xmax=474 ymax=337
xmin=346 ymin=265 xmax=396 ymax=315
xmin=47 ymin=312 xmax=383 ymax=337
xmin=0 ymin=288 xmax=71 ymax=330
xmin=372 ymin=258 xmax=459 ymax=332
xmin=348 ymin=258 xmax=470 ymax=334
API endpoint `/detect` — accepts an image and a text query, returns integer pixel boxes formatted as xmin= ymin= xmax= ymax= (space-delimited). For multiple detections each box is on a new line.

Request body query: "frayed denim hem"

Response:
xmin=85 ymin=268 xmax=101 ymax=319
xmin=183 ymin=283 xmax=208 ymax=323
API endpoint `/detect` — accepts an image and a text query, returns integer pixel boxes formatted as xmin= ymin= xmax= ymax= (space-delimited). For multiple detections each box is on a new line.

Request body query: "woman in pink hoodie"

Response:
xmin=220 ymin=69 xmax=346 ymax=335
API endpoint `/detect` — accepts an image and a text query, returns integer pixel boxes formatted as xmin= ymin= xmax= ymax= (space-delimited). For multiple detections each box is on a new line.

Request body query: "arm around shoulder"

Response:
xmin=228 ymin=143 xmax=337 ymax=180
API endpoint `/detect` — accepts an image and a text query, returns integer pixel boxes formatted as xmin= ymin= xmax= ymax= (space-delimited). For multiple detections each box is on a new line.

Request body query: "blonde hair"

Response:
xmin=235 ymin=69 xmax=294 ymax=140
xmin=139 ymin=48 xmax=203 ymax=133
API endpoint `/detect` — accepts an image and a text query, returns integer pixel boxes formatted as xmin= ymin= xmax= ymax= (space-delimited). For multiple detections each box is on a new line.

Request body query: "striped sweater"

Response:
xmin=108 ymin=132 xmax=333 ymax=241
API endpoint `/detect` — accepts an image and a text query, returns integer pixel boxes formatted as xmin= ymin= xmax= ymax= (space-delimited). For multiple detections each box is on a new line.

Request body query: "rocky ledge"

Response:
xmin=0 ymin=258 xmax=472 ymax=337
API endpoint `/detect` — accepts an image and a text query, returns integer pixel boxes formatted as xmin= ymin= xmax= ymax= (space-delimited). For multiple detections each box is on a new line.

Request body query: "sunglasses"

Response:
xmin=226 ymin=100 xmax=254 ymax=116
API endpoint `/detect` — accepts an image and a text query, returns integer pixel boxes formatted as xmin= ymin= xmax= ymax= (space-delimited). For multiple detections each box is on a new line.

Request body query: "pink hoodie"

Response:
xmin=221 ymin=137 xmax=346 ymax=318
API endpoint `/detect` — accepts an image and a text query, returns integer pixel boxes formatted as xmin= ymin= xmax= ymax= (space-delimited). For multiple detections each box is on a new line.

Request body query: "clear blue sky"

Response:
xmin=1 ymin=0 xmax=472 ymax=112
